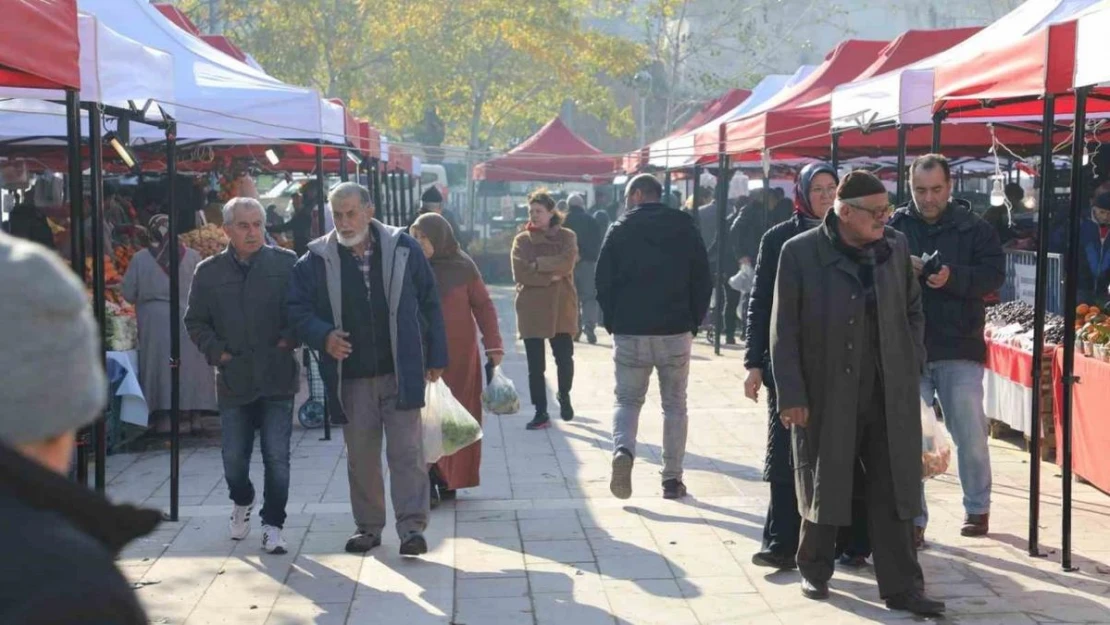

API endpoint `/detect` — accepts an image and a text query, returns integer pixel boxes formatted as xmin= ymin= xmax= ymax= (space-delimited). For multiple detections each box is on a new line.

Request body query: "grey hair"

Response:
xmin=222 ymin=197 xmax=265 ymax=224
xmin=567 ymin=193 xmax=586 ymax=208
xmin=328 ymin=181 xmax=372 ymax=208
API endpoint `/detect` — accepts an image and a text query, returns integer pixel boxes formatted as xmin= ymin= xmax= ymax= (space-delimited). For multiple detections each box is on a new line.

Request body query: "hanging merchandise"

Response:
xmin=32 ymin=172 xmax=65 ymax=208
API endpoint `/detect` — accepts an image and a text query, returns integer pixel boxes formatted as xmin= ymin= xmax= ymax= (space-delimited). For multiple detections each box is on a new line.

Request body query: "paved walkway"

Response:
xmin=106 ymin=287 xmax=1110 ymax=624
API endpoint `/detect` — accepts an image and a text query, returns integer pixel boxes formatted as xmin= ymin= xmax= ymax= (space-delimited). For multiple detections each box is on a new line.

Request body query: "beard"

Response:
xmin=337 ymin=227 xmax=368 ymax=248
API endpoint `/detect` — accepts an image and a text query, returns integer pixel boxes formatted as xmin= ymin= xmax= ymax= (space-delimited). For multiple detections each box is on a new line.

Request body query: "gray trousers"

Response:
xmin=575 ymin=261 xmax=599 ymax=333
xmin=611 ymin=333 xmax=692 ymax=481
xmin=341 ymin=375 xmax=429 ymax=540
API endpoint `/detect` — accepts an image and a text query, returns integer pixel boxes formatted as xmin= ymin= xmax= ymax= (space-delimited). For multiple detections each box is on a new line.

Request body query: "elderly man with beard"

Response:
xmin=771 ymin=171 xmax=944 ymax=616
xmin=287 ymin=182 xmax=448 ymax=557
xmin=889 ymin=154 xmax=1004 ymax=547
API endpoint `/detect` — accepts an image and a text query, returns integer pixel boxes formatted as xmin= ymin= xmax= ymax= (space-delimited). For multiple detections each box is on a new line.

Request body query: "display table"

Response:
xmin=106 ymin=350 xmax=148 ymax=428
xmin=984 ymin=339 xmax=1036 ymax=434
xmin=1053 ymin=349 xmax=1110 ymax=494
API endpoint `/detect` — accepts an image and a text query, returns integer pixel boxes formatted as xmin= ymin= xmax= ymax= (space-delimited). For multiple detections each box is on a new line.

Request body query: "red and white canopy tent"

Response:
xmin=624 ymin=88 xmax=752 ymax=173
xmin=474 ymin=117 xmax=618 ymax=183
xmin=0 ymin=0 xmax=81 ymax=90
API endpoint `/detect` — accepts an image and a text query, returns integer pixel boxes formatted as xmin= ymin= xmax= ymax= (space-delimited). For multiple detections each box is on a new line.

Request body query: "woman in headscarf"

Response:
xmin=411 ymin=213 xmax=503 ymax=501
xmin=741 ymin=162 xmax=872 ymax=569
xmin=122 ymin=214 xmax=216 ymax=433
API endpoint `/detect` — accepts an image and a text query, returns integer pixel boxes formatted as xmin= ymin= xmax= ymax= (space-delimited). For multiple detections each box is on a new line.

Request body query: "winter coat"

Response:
xmin=1077 ymin=219 xmax=1110 ymax=305
xmin=511 ymin=225 xmax=579 ymax=339
xmin=888 ymin=199 xmax=1005 ymax=363
xmin=563 ymin=206 xmax=603 ymax=262
xmin=185 ymin=245 xmax=300 ymax=408
xmin=771 ymin=220 xmax=926 ymax=526
xmin=5 ymin=203 xmax=54 ymax=250
xmin=286 ymin=222 xmax=448 ymax=417
xmin=744 ymin=214 xmax=814 ymax=483
xmin=596 ymin=202 xmax=712 ymax=336
xmin=0 ymin=442 xmax=161 ymax=625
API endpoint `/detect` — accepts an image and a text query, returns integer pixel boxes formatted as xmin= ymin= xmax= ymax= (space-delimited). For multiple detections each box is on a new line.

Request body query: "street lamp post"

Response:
xmin=633 ymin=71 xmax=653 ymax=149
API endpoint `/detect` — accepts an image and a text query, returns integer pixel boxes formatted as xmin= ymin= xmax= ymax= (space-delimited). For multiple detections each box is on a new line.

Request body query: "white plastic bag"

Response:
xmin=422 ymin=379 xmax=483 ymax=464
xmin=482 ymin=366 xmax=520 ymax=415
xmin=921 ymin=398 xmax=951 ymax=479
xmin=728 ymin=263 xmax=754 ymax=293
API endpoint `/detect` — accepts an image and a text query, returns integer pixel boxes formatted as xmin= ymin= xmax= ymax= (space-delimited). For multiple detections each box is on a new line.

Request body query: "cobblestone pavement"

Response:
xmin=105 ymin=287 xmax=1110 ymax=624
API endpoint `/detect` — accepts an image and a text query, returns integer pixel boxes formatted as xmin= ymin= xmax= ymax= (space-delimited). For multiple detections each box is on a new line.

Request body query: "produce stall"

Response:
xmin=982 ymin=302 xmax=1062 ymax=446
xmin=1054 ymin=304 xmax=1110 ymax=494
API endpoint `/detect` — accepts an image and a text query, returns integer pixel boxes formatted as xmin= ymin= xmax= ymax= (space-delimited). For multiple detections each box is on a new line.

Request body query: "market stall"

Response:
xmin=1053 ymin=343 xmax=1110 ymax=495
xmin=983 ymin=302 xmax=1064 ymax=442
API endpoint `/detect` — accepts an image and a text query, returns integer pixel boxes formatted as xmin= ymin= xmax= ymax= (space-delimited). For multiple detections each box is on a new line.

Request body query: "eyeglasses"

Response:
xmin=845 ymin=201 xmax=894 ymax=220
xmin=810 ymin=186 xmax=838 ymax=197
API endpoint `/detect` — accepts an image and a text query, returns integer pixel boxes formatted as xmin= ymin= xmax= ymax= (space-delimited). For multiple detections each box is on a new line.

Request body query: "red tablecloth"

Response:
xmin=986 ymin=339 xmax=1035 ymax=386
xmin=985 ymin=339 xmax=1037 ymax=434
xmin=1053 ymin=349 xmax=1110 ymax=494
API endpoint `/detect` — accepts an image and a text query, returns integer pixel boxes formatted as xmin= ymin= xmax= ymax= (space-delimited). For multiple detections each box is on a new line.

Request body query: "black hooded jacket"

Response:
xmin=888 ymin=198 xmax=1005 ymax=363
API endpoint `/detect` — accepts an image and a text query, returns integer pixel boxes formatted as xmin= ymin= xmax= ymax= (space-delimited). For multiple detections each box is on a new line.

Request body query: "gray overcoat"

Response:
xmin=770 ymin=223 xmax=925 ymax=526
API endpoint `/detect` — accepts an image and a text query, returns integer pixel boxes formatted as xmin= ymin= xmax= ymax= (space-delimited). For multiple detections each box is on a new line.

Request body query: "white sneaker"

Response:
xmin=229 ymin=503 xmax=253 ymax=541
xmin=261 ymin=524 xmax=288 ymax=554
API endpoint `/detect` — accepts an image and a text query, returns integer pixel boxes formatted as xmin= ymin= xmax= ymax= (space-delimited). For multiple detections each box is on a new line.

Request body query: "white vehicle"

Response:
xmin=419 ymin=164 xmax=449 ymax=201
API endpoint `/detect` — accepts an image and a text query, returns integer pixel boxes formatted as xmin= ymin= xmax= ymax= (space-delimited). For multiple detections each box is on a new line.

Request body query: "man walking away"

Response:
xmin=596 ymin=174 xmax=712 ymax=501
xmin=0 ymin=232 xmax=161 ymax=624
xmin=186 ymin=197 xmax=300 ymax=554
xmin=889 ymin=154 xmax=1004 ymax=548
xmin=563 ymin=193 xmax=603 ymax=343
xmin=772 ymin=171 xmax=943 ymax=615
xmin=287 ymin=182 xmax=448 ymax=557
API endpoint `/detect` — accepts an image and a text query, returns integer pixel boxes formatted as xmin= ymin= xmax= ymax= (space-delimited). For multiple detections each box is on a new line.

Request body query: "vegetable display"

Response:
xmin=181 ymin=224 xmax=229 ymax=259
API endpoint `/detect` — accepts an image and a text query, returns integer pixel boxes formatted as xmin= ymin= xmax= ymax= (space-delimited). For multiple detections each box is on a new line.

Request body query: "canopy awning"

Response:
xmin=831 ymin=0 xmax=1098 ymax=131
xmin=80 ymin=0 xmax=347 ymax=145
xmin=1075 ymin=2 xmax=1110 ymax=88
xmin=473 ymin=117 xmax=618 ymax=182
xmin=0 ymin=0 xmax=80 ymax=90
xmin=640 ymin=88 xmax=750 ymax=169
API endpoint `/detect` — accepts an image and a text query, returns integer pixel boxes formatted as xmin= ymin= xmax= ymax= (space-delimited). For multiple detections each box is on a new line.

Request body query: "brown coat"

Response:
xmin=511 ymin=226 xmax=579 ymax=339
xmin=771 ymin=224 xmax=926 ymax=526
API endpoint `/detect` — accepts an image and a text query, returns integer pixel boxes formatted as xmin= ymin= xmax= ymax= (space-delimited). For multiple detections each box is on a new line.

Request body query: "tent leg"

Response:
xmin=88 ymin=106 xmax=108 ymax=494
xmin=166 ymin=121 xmax=181 ymax=523
xmin=1028 ymin=95 xmax=1056 ymax=559
xmin=663 ymin=170 xmax=672 ymax=208
xmin=409 ymin=172 xmax=417 ymax=220
xmin=372 ymin=159 xmax=383 ymax=214
xmin=895 ymin=125 xmax=908 ymax=206
xmin=713 ymin=155 xmax=731 ymax=356
xmin=830 ymin=131 xmax=839 ymax=171
xmin=315 ymin=146 xmax=331 ymax=442
xmin=932 ymin=113 xmax=943 ymax=153
xmin=1060 ymin=87 xmax=1088 ymax=572
xmin=65 ymin=89 xmax=88 ymax=487
xmin=339 ymin=148 xmax=350 ymax=182
xmin=399 ymin=172 xmax=409 ymax=225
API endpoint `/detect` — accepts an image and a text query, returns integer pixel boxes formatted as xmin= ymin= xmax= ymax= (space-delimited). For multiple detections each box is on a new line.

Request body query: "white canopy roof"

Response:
xmin=0 ymin=12 xmax=174 ymax=141
xmin=78 ymin=0 xmax=346 ymax=145
xmin=1075 ymin=4 xmax=1110 ymax=87
xmin=648 ymin=66 xmax=817 ymax=169
xmin=830 ymin=0 xmax=1097 ymax=130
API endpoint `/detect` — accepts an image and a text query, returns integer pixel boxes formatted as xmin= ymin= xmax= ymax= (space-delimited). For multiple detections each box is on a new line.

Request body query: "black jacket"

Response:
xmin=888 ymin=199 xmax=1005 ymax=363
xmin=596 ymin=202 xmax=712 ymax=336
xmin=562 ymin=206 xmax=602 ymax=262
xmin=268 ymin=208 xmax=313 ymax=257
xmin=0 ymin=442 xmax=161 ymax=624
xmin=744 ymin=213 xmax=812 ymax=372
xmin=5 ymin=203 xmax=54 ymax=250
xmin=732 ymin=201 xmax=792 ymax=263
xmin=185 ymin=245 xmax=300 ymax=408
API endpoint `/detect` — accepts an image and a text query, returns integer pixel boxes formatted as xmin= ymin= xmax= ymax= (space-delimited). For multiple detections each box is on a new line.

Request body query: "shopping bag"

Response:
xmin=728 ymin=263 xmax=754 ymax=293
xmin=921 ymin=398 xmax=951 ymax=479
xmin=422 ymin=380 xmax=483 ymax=464
xmin=481 ymin=366 xmax=520 ymax=415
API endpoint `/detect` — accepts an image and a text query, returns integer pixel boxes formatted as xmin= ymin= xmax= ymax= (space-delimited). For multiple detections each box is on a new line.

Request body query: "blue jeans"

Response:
xmin=221 ymin=398 xmax=293 ymax=528
xmin=916 ymin=361 xmax=992 ymax=529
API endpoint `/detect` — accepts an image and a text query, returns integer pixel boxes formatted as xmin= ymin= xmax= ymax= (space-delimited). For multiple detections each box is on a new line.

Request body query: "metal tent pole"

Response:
xmin=663 ymin=170 xmax=672 ymax=208
xmin=165 ymin=121 xmax=181 ymax=522
xmin=830 ymin=131 xmax=840 ymax=171
xmin=315 ymin=146 xmax=332 ymax=442
xmin=390 ymin=171 xmax=400 ymax=226
xmin=339 ymin=148 xmax=350 ymax=182
xmin=713 ymin=155 xmax=730 ymax=356
xmin=932 ymin=113 xmax=943 ymax=153
xmin=88 ymin=106 xmax=107 ymax=494
xmin=1060 ymin=86 xmax=1088 ymax=572
xmin=895 ymin=125 xmax=908 ymax=205
xmin=409 ymin=172 xmax=417 ymax=219
xmin=371 ymin=159 xmax=383 ymax=213
xmin=1027 ymin=94 xmax=1056 ymax=558
xmin=399 ymin=172 xmax=409 ymax=225
xmin=65 ymin=89 xmax=88 ymax=486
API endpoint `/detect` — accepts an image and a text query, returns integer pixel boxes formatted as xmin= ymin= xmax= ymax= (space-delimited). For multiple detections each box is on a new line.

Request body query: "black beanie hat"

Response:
xmin=421 ymin=185 xmax=443 ymax=203
xmin=837 ymin=170 xmax=887 ymax=201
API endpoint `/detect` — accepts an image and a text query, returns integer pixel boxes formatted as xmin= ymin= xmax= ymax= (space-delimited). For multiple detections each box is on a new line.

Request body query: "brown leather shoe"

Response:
xmin=961 ymin=513 xmax=990 ymax=537
xmin=913 ymin=526 xmax=926 ymax=551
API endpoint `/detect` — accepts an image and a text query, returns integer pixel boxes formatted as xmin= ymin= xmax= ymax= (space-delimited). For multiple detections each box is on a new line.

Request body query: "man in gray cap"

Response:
xmin=0 ymin=232 xmax=161 ymax=624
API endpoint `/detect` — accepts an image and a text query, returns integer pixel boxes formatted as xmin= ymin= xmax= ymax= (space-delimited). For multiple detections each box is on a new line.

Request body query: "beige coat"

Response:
xmin=511 ymin=226 xmax=579 ymax=339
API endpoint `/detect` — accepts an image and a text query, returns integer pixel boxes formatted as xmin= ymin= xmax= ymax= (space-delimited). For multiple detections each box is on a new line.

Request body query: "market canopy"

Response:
xmin=0 ymin=12 xmax=175 ymax=143
xmin=831 ymin=0 xmax=1098 ymax=132
xmin=473 ymin=117 xmax=617 ymax=182
xmin=79 ymin=0 xmax=347 ymax=145
xmin=723 ymin=27 xmax=979 ymax=159
xmin=1074 ymin=2 xmax=1110 ymax=88
xmin=640 ymin=88 xmax=750 ymax=169
xmin=0 ymin=0 xmax=80 ymax=91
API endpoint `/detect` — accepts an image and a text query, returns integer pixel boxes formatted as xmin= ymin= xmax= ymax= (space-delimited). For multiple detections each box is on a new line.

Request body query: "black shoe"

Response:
xmin=725 ymin=335 xmax=737 ymax=345
xmin=345 ymin=532 xmax=381 ymax=553
xmin=610 ymin=448 xmax=634 ymax=500
xmin=836 ymin=553 xmax=869 ymax=568
xmin=751 ymin=551 xmax=797 ymax=570
xmin=961 ymin=513 xmax=990 ymax=537
xmin=801 ymin=578 xmax=829 ymax=600
xmin=586 ymin=330 xmax=597 ymax=344
xmin=439 ymin=488 xmax=457 ymax=501
xmin=526 ymin=412 xmax=551 ymax=430
xmin=886 ymin=590 xmax=946 ymax=616
xmin=914 ymin=526 xmax=926 ymax=551
xmin=558 ymin=394 xmax=574 ymax=421
xmin=662 ymin=478 xmax=687 ymax=500
xmin=400 ymin=534 xmax=428 ymax=557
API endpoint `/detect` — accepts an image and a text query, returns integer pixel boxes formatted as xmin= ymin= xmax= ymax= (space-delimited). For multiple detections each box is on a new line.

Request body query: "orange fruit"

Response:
xmin=1078 ymin=304 xmax=1090 ymax=316
xmin=1091 ymin=306 xmax=1102 ymax=315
